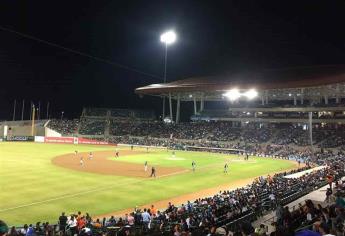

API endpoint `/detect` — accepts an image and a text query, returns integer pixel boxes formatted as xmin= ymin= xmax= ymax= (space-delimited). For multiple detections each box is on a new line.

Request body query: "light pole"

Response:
xmin=61 ymin=111 xmax=64 ymax=120
xmin=160 ymin=30 xmax=176 ymax=120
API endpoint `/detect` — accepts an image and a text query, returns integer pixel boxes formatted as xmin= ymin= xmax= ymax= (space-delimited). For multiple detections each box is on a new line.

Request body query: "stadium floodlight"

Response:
xmin=160 ymin=30 xmax=177 ymax=121
xmin=223 ymin=89 xmax=241 ymax=101
xmin=244 ymin=89 xmax=258 ymax=100
xmin=160 ymin=30 xmax=177 ymax=45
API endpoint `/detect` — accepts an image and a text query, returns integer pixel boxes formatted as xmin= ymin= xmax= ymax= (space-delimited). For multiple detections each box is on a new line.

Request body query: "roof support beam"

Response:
xmin=176 ymin=94 xmax=181 ymax=123
xmin=293 ymin=95 xmax=297 ymax=106
xmin=336 ymin=84 xmax=340 ymax=103
xmin=324 ymin=95 xmax=329 ymax=105
xmin=169 ymin=93 xmax=173 ymax=122
xmin=162 ymin=97 xmax=166 ymax=120
xmin=200 ymin=96 xmax=204 ymax=112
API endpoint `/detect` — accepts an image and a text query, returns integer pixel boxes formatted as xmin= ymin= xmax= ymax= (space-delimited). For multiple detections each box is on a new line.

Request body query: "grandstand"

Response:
xmin=2 ymin=65 xmax=345 ymax=236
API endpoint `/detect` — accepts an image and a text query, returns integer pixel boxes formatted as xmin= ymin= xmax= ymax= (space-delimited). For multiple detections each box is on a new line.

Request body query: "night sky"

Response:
xmin=0 ymin=0 xmax=345 ymax=120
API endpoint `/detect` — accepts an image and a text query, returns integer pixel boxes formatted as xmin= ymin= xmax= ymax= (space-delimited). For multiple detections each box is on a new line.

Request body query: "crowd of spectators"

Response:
xmin=47 ymin=118 xmax=345 ymax=149
xmin=271 ymin=176 xmax=345 ymax=236
xmin=79 ymin=119 xmax=105 ymax=135
xmin=108 ymin=121 xmax=345 ymax=149
xmin=84 ymin=108 xmax=108 ymax=117
xmin=47 ymin=119 xmax=79 ymax=135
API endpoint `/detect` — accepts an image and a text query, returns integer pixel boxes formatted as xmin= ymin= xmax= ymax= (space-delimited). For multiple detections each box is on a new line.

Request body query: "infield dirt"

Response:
xmin=52 ymin=150 xmax=186 ymax=178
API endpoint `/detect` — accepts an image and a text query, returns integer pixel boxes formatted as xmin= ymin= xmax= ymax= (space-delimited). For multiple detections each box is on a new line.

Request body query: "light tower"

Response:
xmin=160 ymin=30 xmax=176 ymax=121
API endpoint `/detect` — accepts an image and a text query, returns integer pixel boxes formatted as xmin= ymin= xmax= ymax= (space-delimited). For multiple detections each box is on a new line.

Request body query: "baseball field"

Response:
xmin=0 ymin=142 xmax=297 ymax=225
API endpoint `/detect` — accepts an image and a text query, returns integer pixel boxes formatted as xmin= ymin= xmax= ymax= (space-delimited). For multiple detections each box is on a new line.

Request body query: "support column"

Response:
xmin=162 ymin=96 xmax=165 ymax=119
xmin=324 ymin=95 xmax=329 ymax=105
xmin=176 ymin=94 xmax=181 ymax=123
xmin=261 ymin=96 xmax=265 ymax=105
xmin=308 ymin=111 xmax=314 ymax=156
xmin=169 ymin=93 xmax=173 ymax=121
xmin=336 ymin=84 xmax=340 ymax=103
xmin=300 ymin=88 xmax=304 ymax=105
xmin=193 ymin=97 xmax=197 ymax=115
xmin=265 ymin=93 xmax=268 ymax=105
xmin=293 ymin=95 xmax=297 ymax=106
xmin=200 ymin=97 xmax=204 ymax=112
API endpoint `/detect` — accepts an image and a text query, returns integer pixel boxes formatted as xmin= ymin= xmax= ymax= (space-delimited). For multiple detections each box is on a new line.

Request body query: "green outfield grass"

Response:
xmin=0 ymin=142 xmax=295 ymax=226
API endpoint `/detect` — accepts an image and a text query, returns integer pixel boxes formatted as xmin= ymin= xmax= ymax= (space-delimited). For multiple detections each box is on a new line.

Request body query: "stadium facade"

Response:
xmin=135 ymin=65 xmax=345 ymax=124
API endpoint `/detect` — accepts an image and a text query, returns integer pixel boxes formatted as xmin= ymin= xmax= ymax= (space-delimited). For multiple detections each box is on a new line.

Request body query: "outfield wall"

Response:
xmin=34 ymin=136 xmax=111 ymax=145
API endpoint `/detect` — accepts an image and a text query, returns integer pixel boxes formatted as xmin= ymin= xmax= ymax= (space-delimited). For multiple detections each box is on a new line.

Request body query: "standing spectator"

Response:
xmin=276 ymin=203 xmax=284 ymax=227
xmin=150 ymin=205 xmax=157 ymax=216
xmin=77 ymin=216 xmax=86 ymax=231
xmin=59 ymin=212 xmax=67 ymax=233
xmin=141 ymin=209 xmax=151 ymax=231
xmin=68 ymin=216 xmax=77 ymax=236
xmin=127 ymin=213 xmax=135 ymax=226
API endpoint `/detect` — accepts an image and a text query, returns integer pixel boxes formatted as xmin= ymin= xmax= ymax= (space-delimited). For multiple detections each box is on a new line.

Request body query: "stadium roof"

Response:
xmin=135 ymin=65 xmax=345 ymax=96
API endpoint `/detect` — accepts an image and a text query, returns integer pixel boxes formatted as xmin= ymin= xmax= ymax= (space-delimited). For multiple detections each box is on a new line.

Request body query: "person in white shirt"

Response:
xmin=67 ymin=216 xmax=77 ymax=236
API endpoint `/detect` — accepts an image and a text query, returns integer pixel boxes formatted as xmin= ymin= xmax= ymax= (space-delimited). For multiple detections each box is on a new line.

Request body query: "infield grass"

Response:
xmin=0 ymin=142 xmax=295 ymax=225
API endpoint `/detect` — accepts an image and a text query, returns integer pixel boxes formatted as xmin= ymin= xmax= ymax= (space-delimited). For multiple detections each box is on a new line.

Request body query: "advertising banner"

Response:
xmin=78 ymin=137 xmax=109 ymax=145
xmin=6 ymin=136 xmax=34 ymax=141
xmin=44 ymin=136 xmax=75 ymax=144
xmin=42 ymin=136 xmax=110 ymax=145
xmin=34 ymin=136 xmax=45 ymax=143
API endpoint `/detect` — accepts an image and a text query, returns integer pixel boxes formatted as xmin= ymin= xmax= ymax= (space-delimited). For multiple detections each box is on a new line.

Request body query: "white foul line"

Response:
xmin=0 ymin=169 xmax=190 ymax=213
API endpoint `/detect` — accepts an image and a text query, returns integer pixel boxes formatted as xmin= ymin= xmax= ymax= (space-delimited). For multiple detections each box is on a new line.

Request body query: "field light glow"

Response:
xmin=223 ymin=89 xmax=241 ymax=101
xmin=160 ymin=31 xmax=177 ymax=44
xmin=223 ymin=89 xmax=258 ymax=101
xmin=244 ymin=89 xmax=258 ymax=99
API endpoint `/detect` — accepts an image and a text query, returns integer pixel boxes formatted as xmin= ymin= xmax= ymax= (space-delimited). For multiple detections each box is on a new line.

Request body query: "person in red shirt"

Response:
xmin=326 ymin=174 xmax=334 ymax=189
xmin=77 ymin=216 xmax=86 ymax=231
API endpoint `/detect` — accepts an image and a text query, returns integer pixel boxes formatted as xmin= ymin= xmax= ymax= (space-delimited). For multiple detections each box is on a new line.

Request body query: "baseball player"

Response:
xmin=224 ymin=163 xmax=229 ymax=173
xmin=192 ymin=161 xmax=196 ymax=172
xmin=150 ymin=166 xmax=156 ymax=178
xmin=144 ymin=161 xmax=148 ymax=172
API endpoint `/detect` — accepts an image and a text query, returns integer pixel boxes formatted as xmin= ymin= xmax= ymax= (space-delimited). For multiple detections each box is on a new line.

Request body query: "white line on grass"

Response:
xmin=0 ymin=156 xmax=242 ymax=213
xmin=0 ymin=169 xmax=190 ymax=213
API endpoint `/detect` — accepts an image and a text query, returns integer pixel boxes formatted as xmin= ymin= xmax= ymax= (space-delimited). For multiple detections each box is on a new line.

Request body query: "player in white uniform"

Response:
xmin=144 ymin=161 xmax=148 ymax=172
xmin=88 ymin=152 xmax=93 ymax=160
xmin=80 ymin=157 xmax=84 ymax=166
